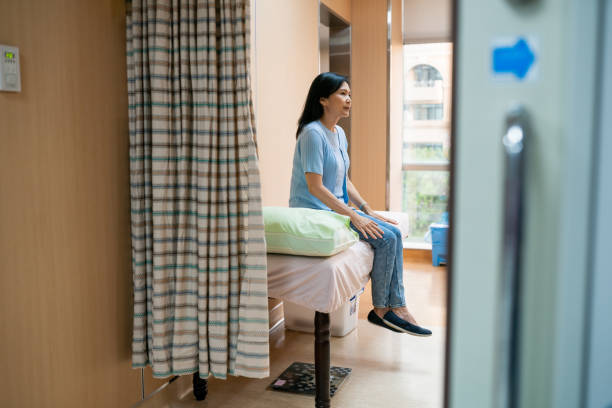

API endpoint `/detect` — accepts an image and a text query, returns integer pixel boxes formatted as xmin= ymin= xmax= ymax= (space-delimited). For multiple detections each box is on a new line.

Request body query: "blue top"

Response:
xmin=289 ymin=120 xmax=350 ymax=210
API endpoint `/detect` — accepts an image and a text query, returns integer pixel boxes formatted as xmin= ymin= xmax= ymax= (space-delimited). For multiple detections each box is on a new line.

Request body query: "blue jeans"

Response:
xmin=350 ymin=211 xmax=406 ymax=308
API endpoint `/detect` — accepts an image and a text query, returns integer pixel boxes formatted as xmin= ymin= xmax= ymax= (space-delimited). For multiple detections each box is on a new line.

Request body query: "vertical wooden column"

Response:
xmin=314 ymin=312 xmax=331 ymax=408
xmin=388 ymin=0 xmax=404 ymax=211
xmin=350 ymin=0 xmax=389 ymax=210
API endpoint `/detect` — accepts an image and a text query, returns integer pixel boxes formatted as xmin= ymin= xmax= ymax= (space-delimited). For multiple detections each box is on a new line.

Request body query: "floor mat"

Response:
xmin=268 ymin=362 xmax=351 ymax=397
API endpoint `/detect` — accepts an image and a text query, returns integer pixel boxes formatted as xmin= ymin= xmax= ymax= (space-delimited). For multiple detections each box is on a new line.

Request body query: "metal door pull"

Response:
xmin=498 ymin=105 xmax=529 ymax=408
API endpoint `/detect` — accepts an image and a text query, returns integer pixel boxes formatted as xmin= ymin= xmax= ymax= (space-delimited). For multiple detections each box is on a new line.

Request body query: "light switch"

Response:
xmin=6 ymin=74 xmax=17 ymax=86
xmin=0 ymin=45 xmax=21 ymax=92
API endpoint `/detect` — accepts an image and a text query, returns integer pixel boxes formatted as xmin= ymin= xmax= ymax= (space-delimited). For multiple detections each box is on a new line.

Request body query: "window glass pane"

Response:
xmin=402 ymin=142 xmax=449 ymax=164
xmin=408 ymin=64 xmax=443 ymax=87
xmin=402 ymin=170 xmax=449 ymax=241
xmin=403 ymin=44 xmax=452 ymax=167
xmin=407 ymin=103 xmax=444 ymax=121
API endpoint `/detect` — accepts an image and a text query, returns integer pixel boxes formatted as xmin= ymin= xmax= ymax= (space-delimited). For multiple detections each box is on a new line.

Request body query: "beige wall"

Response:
xmin=350 ymin=0 xmax=389 ymax=210
xmin=254 ymin=0 xmax=319 ymax=207
xmin=0 ymin=1 xmax=142 ymax=407
xmin=253 ymin=0 xmax=354 ymax=207
xmin=404 ymin=0 xmax=452 ymax=43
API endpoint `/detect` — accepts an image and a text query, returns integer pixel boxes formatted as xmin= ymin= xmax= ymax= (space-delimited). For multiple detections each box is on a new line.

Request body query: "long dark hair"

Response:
xmin=296 ymin=72 xmax=349 ymax=139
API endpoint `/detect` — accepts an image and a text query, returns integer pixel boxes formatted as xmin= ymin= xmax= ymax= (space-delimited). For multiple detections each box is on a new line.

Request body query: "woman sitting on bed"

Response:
xmin=289 ymin=72 xmax=432 ymax=337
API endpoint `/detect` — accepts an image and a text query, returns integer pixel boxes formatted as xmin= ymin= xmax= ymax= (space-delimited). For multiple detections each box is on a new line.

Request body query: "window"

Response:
xmin=402 ymin=43 xmax=452 ymax=242
xmin=407 ymin=103 xmax=444 ymax=121
xmin=409 ymin=64 xmax=443 ymax=87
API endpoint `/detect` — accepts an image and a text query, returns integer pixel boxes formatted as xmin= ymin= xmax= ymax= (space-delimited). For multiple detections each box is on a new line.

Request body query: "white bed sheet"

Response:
xmin=267 ymin=211 xmax=409 ymax=313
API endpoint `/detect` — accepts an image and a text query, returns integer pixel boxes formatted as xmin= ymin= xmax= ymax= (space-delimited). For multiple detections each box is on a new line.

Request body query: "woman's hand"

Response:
xmin=350 ymin=212 xmax=384 ymax=239
xmin=362 ymin=206 xmax=399 ymax=225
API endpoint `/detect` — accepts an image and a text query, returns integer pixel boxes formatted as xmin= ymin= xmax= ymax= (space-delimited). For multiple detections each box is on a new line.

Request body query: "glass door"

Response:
xmin=447 ymin=0 xmax=604 ymax=407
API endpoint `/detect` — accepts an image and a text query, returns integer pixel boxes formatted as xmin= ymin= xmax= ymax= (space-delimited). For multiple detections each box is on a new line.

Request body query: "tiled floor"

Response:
xmin=138 ymin=257 xmax=447 ymax=408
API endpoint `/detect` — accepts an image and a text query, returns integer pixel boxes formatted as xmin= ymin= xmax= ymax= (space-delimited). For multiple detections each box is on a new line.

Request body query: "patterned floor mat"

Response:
xmin=268 ymin=362 xmax=351 ymax=397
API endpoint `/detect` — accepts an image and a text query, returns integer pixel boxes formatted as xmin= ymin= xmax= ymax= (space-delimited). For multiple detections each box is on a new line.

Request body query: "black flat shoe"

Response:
xmin=367 ymin=309 xmax=401 ymax=333
xmin=382 ymin=311 xmax=432 ymax=337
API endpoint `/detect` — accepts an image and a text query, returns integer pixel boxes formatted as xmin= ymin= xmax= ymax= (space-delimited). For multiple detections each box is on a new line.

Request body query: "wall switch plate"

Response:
xmin=0 ymin=45 xmax=21 ymax=92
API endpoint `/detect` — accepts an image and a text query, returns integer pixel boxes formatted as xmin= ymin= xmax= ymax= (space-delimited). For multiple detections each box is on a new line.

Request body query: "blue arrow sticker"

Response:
xmin=492 ymin=36 xmax=538 ymax=81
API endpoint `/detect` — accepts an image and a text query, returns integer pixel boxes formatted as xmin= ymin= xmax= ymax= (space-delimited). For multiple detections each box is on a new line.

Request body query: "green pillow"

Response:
xmin=263 ymin=207 xmax=359 ymax=256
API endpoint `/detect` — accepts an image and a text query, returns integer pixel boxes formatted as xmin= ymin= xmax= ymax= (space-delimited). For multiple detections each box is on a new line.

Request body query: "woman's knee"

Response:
xmin=375 ymin=218 xmax=401 ymax=240
xmin=360 ymin=221 xmax=399 ymax=248
xmin=386 ymin=225 xmax=403 ymax=252
xmin=389 ymin=225 xmax=402 ymax=240
xmin=380 ymin=226 xmax=397 ymax=247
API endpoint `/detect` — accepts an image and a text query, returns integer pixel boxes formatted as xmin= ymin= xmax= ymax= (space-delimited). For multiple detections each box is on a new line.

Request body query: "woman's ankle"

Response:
xmin=374 ymin=307 xmax=389 ymax=318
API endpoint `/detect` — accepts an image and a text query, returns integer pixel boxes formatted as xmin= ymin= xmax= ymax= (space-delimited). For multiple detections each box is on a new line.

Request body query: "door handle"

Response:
xmin=498 ymin=105 xmax=528 ymax=408
xmin=507 ymin=0 xmax=538 ymax=5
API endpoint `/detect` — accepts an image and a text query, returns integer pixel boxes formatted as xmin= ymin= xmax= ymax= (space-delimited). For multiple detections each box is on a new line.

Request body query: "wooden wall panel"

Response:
xmin=0 ymin=1 xmax=141 ymax=406
xmin=350 ymin=0 xmax=389 ymax=210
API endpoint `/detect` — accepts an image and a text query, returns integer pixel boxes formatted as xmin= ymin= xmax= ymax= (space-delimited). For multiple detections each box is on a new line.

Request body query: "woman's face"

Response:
xmin=320 ymin=82 xmax=351 ymax=118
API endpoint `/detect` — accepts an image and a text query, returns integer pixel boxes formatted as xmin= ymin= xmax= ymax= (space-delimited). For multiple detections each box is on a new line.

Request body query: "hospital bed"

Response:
xmin=193 ymin=211 xmax=410 ymax=407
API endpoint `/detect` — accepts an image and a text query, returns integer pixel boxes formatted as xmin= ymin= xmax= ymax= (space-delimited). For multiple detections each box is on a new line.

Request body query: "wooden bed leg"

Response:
xmin=314 ymin=311 xmax=331 ymax=408
xmin=192 ymin=371 xmax=208 ymax=401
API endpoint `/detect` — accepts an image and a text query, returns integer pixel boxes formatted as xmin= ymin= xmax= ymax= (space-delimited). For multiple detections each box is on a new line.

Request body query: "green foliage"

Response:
xmin=402 ymin=171 xmax=449 ymax=240
xmin=403 ymin=143 xmax=449 ymax=163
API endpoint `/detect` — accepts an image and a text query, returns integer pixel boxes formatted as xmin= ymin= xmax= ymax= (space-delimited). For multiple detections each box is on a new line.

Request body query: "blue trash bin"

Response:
xmin=430 ymin=223 xmax=448 ymax=266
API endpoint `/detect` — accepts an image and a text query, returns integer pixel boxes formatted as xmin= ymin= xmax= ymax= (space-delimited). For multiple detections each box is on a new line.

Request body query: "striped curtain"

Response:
xmin=127 ymin=0 xmax=269 ymax=379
